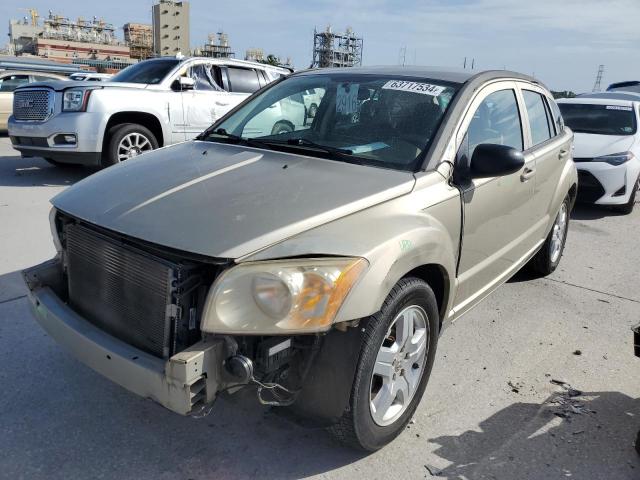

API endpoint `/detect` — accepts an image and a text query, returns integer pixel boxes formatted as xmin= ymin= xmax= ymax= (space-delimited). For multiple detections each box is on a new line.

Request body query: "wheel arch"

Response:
xmin=103 ymin=111 xmax=165 ymax=152
xmin=400 ymin=263 xmax=450 ymax=330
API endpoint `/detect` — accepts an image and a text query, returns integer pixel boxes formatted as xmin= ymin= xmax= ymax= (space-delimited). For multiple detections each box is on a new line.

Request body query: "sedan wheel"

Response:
xmin=329 ymin=277 xmax=439 ymax=451
xmin=370 ymin=305 xmax=429 ymax=426
xmin=549 ymin=201 xmax=568 ymax=264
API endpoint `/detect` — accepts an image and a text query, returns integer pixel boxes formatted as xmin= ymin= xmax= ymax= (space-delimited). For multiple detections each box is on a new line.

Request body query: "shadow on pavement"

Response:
xmin=429 ymin=388 xmax=640 ymax=479
xmin=571 ymin=203 xmax=625 ymax=221
xmin=0 ymin=149 xmax=93 ymax=188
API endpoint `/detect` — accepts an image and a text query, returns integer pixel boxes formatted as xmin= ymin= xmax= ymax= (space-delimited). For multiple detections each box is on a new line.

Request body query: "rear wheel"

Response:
xmin=615 ymin=177 xmax=638 ymax=215
xmin=329 ymin=277 xmax=439 ymax=451
xmin=103 ymin=123 xmax=158 ymax=168
xmin=528 ymin=196 xmax=570 ymax=276
xmin=271 ymin=121 xmax=294 ymax=135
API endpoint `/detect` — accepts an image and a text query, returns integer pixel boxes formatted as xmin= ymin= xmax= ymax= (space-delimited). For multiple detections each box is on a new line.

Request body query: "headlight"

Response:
xmin=62 ymin=89 xmax=91 ymax=112
xmin=593 ymin=151 xmax=634 ymax=166
xmin=201 ymin=257 xmax=368 ymax=334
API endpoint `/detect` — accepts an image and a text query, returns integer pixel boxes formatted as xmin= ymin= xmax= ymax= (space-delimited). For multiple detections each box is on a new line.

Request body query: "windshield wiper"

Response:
xmin=262 ymin=137 xmax=359 ymax=162
xmin=201 ymin=128 xmax=274 ymax=149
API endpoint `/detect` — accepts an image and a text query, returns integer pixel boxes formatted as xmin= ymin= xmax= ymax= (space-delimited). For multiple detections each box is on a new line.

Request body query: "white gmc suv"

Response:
xmin=8 ymin=57 xmax=291 ymax=167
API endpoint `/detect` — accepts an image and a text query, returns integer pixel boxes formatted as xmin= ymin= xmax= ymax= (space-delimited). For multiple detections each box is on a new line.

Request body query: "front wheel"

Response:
xmin=528 ymin=196 xmax=570 ymax=276
xmin=329 ymin=277 xmax=439 ymax=451
xmin=103 ymin=123 xmax=158 ymax=168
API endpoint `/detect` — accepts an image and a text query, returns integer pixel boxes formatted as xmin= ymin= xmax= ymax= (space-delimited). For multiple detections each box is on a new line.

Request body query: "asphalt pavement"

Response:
xmin=0 ymin=136 xmax=639 ymax=480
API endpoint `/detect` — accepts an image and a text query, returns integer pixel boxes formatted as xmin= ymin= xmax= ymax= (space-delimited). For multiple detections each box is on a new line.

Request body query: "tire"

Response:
xmin=271 ymin=121 xmax=294 ymax=135
xmin=329 ymin=277 xmax=440 ymax=451
xmin=528 ymin=195 xmax=570 ymax=276
xmin=615 ymin=177 xmax=638 ymax=215
xmin=103 ymin=123 xmax=158 ymax=168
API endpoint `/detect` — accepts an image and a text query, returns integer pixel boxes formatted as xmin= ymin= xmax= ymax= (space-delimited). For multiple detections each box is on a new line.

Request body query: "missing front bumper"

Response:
xmin=23 ymin=258 xmax=226 ymax=415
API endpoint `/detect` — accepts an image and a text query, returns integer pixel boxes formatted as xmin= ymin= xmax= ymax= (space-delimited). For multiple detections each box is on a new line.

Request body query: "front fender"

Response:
xmin=242 ymin=184 xmax=461 ymax=324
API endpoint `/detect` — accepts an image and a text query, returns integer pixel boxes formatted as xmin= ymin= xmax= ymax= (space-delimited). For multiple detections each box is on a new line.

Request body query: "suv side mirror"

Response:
xmin=470 ymin=144 xmax=525 ymax=179
xmin=172 ymin=76 xmax=195 ymax=91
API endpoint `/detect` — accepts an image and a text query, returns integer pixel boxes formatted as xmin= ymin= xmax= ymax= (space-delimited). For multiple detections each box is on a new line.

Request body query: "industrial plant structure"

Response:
xmin=124 ymin=23 xmax=153 ymax=60
xmin=311 ymin=26 xmax=363 ymax=68
xmin=152 ymin=0 xmax=190 ymax=56
xmin=8 ymin=9 xmax=135 ymax=72
xmin=196 ymin=32 xmax=234 ymax=59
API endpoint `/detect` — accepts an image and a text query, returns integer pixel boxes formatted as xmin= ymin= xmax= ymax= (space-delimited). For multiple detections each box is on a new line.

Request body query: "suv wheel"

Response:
xmin=271 ymin=121 xmax=294 ymax=135
xmin=615 ymin=177 xmax=638 ymax=215
xmin=104 ymin=123 xmax=158 ymax=168
xmin=329 ymin=277 xmax=439 ymax=451
xmin=528 ymin=196 xmax=570 ymax=276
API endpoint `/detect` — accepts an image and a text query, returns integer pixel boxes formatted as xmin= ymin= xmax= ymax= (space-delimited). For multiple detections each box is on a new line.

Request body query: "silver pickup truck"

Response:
xmin=8 ymin=57 xmax=290 ymax=167
xmin=24 ymin=66 xmax=577 ymax=451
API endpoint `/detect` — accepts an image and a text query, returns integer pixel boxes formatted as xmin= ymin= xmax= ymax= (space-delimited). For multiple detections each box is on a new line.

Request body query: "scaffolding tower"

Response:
xmin=311 ymin=26 xmax=363 ymax=68
xmin=592 ymin=65 xmax=605 ymax=92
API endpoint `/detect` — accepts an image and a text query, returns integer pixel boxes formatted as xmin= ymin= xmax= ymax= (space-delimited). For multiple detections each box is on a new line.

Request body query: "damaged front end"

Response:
xmin=24 ymin=211 xmax=364 ymax=421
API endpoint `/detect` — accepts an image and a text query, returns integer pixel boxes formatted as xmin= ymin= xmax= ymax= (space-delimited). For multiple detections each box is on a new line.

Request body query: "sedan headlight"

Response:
xmin=201 ymin=257 xmax=368 ymax=334
xmin=593 ymin=151 xmax=634 ymax=166
xmin=62 ymin=88 xmax=91 ymax=112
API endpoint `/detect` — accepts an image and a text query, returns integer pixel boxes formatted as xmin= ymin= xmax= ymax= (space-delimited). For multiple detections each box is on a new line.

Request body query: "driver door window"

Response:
xmin=466 ymin=89 xmax=523 ymax=157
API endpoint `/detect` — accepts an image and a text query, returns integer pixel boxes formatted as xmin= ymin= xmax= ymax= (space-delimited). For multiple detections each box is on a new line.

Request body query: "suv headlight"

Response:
xmin=62 ymin=88 xmax=91 ymax=112
xmin=593 ymin=151 xmax=634 ymax=166
xmin=201 ymin=257 xmax=368 ymax=334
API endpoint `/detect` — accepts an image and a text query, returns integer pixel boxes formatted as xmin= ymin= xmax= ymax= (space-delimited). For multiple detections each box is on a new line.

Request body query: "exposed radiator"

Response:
xmin=65 ymin=223 xmax=192 ymax=358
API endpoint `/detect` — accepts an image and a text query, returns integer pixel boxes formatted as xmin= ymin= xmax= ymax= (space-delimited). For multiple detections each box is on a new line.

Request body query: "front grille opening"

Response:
xmin=60 ymin=217 xmax=225 ymax=358
xmin=13 ymin=89 xmax=54 ymax=121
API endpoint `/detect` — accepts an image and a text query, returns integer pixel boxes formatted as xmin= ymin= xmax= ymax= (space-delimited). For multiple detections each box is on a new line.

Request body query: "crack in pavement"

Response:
xmin=545 ymin=278 xmax=640 ymax=304
xmin=0 ymin=294 xmax=27 ymax=305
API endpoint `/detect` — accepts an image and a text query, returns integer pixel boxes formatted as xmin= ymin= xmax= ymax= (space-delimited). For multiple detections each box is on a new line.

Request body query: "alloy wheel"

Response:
xmin=369 ymin=305 xmax=429 ymax=427
xmin=550 ymin=202 xmax=568 ymax=263
xmin=117 ymin=132 xmax=153 ymax=162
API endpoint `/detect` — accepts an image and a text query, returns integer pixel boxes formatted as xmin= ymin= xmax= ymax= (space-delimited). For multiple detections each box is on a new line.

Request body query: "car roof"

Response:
xmin=292 ymin=66 xmax=541 ymax=87
xmin=144 ymin=56 xmax=291 ymax=73
xmin=558 ymin=92 xmax=640 ymax=105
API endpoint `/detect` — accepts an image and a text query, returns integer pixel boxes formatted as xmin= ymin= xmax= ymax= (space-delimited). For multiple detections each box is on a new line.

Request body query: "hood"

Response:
xmin=52 ymin=141 xmax=415 ymax=259
xmin=22 ymin=80 xmax=150 ymax=91
xmin=573 ymin=132 xmax=636 ymax=158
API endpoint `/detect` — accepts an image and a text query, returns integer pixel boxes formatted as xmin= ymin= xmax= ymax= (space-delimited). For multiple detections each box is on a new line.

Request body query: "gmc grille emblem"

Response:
xmin=16 ymin=99 xmax=34 ymax=109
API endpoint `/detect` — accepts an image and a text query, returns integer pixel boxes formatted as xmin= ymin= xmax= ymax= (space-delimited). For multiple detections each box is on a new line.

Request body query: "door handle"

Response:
xmin=215 ymin=101 xmax=229 ymax=106
xmin=559 ymin=149 xmax=569 ymax=159
xmin=520 ymin=167 xmax=536 ymax=182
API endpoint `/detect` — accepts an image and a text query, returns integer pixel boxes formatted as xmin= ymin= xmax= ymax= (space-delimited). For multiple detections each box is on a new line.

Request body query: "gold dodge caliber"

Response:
xmin=24 ymin=67 xmax=577 ymax=451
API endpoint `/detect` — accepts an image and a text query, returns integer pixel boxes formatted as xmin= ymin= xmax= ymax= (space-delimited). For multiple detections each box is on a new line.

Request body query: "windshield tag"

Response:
xmin=382 ymin=80 xmax=445 ymax=97
xmin=336 ymin=83 xmax=359 ymax=114
xmin=606 ymin=105 xmax=632 ymax=111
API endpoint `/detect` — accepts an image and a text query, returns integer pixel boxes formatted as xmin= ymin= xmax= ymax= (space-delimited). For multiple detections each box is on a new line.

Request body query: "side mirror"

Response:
xmin=173 ymin=76 xmax=195 ymax=91
xmin=470 ymin=144 xmax=525 ymax=179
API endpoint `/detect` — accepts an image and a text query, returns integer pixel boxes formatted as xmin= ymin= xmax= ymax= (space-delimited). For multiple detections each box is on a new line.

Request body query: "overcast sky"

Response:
xmin=2 ymin=0 xmax=639 ymax=92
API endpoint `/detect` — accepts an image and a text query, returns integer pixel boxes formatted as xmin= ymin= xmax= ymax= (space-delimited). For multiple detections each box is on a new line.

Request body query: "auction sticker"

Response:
xmin=382 ymin=80 xmax=445 ymax=96
xmin=606 ymin=105 xmax=633 ymax=111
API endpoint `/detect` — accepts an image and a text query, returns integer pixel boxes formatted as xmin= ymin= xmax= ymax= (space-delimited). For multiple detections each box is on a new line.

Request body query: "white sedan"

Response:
xmin=559 ymin=93 xmax=640 ymax=214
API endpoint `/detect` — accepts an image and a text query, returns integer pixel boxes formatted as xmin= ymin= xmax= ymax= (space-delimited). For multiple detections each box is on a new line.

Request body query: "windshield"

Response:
xmin=559 ymin=103 xmax=637 ymax=135
xmin=111 ymin=58 xmax=181 ymax=84
xmin=203 ymin=73 xmax=459 ymax=171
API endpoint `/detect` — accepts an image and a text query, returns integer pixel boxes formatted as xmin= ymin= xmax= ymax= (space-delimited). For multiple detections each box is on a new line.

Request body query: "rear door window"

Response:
xmin=547 ymin=98 xmax=564 ymax=134
xmin=523 ymin=90 xmax=552 ymax=146
xmin=227 ymin=67 xmax=261 ymax=93
xmin=466 ymin=89 xmax=524 ymax=157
